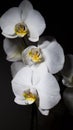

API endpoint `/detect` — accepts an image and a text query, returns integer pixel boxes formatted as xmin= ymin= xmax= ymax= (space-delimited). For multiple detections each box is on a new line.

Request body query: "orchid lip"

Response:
xmin=28 ymin=48 xmax=44 ymax=63
xmin=15 ymin=23 xmax=28 ymax=37
xmin=23 ymin=91 xmax=37 ymax=102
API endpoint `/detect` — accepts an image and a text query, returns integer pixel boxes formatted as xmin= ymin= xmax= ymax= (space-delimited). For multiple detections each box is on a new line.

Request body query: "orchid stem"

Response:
xmin=23 ymin=36 xmax=38 ymax=47
xmin=30 ymin=103 xmax=38 ymax=130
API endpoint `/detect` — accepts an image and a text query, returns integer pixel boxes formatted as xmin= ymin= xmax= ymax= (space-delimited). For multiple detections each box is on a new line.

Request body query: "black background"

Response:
xmin=0 ymin=0 xmax=73 ymax=130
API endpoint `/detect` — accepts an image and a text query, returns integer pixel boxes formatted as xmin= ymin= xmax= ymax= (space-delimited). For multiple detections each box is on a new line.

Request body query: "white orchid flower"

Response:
xmin=11 ymin=62 xmax=61 ymax=116
xmin=62 ymin=54 xmax=73 ymax=87
xmin=0 ymin=0 xmax=46 ymax=42
xmin=22 ymin=39 xmax=65 ymax=74
xmin=3 ymin=38 xmax=25 ymax=61
xmin=3 ymin=38 xmax=65 ymax=73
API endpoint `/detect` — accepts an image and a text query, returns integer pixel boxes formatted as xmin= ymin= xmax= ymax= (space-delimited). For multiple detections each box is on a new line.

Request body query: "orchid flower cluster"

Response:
xmin=1 ymin=0 xmax=71 ymax=116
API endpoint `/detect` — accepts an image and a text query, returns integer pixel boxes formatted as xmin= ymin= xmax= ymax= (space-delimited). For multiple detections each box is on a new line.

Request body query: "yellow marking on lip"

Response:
xmin=28 ymin=48 xmax=43 ymax=63
xmin=23 ymin=92 xmax=37 ymax=102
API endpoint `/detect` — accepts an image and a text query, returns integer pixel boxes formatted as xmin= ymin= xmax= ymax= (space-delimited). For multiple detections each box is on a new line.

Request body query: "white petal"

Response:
xmin=28 ymin=33 xmax=39 ymax=42
xmin=3 ymin=38 xmax=24 ymax=61
xmin=25 ymin=9 xmax=46 ymax=42
xmin=12 ymin=66 xmax=32 ymax=96
xmin=19 ymin=0 xmax=33 ymax=20
xmin=11 ymin=61 xmax=25 ymax=77
xmin=14 ymin=97 xmax=27 ymax=105
xmin=2 ymin=25 xmax=15 ymax=35
xmin=62 ymin=55 xmax=73 ymax=77
xmin=12 ymin=67 xmax=37 ymax=105
xmin=38 ymin=40 xmax=50 ymax=49
xmin=38 ymin=36 xmax=55 ymax=47
xmin=38 ymin=107 xmax=49 ymax=116
xmin=62 ymin=77 xmax=73 ymax=88
xmin=0 ymin=7 xmax=21 ymax=35
xmin=40 ymin=40 xmax=65 ymax=74
xmin=35 ymin=72 xmax=61 ymax=109
xmin=62 ymin=55 xmax=73 ymax=87
xmin=11 ymin=66 xmax=33 ymax=105
xmin=2 ymin=32 xmax=18 ymax=39
xmin=31 ymin=62 xmax=48 ymax=85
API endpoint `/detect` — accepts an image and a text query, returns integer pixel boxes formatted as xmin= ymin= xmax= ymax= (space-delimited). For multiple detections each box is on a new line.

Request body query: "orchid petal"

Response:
xmin=19 ymin=0 xmax=33 ymax=20
xmin=11 ymin=61 xmax=25 ymax=77
xmin=62 ymin=55 xmax=73 ymax=77
xmin=31 ymin=63 xmax=48 ymax=86
xmin=25 ymin=9 xmax=46 ymax=42
xmin=62 ymin=77 xmax=73 ymax=88
xmin=38 ymin=36 xmax=55 ymax=46
xmin=3 ymin=38 xmax=24 ymax=61
xmin=62 ymin=54 xmax=73 ymax=87
xmin=11 ymin=66 xmax=32 ymax=95
xmin=40 ymin=40 xmax=65 ymax=74
xmin=2 ymin=32 xmax=18 ymax=39
xmin=35 ymin=71 xmax=61 ymax=110
xmin=38 ymin=40 xmax=50 ymax=49
xmin=0 ymin=8 xmax=21 ymax=36
xmin=12 ymin=66 xmax=37 ymax=105
xmin=38 ymin=107 xmax=49 ymax=116
xmin=11 ymin=66 xmax=33 ymax=104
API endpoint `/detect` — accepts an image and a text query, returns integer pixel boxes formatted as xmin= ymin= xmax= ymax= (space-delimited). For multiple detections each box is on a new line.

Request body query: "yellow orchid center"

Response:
xmin=15 ymin=23 xmax=28 ymax=37
xmin=23 ymin=92 xmax=37 ymax=102
xmin=28 ymin=48 xmax=43 ymax=63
